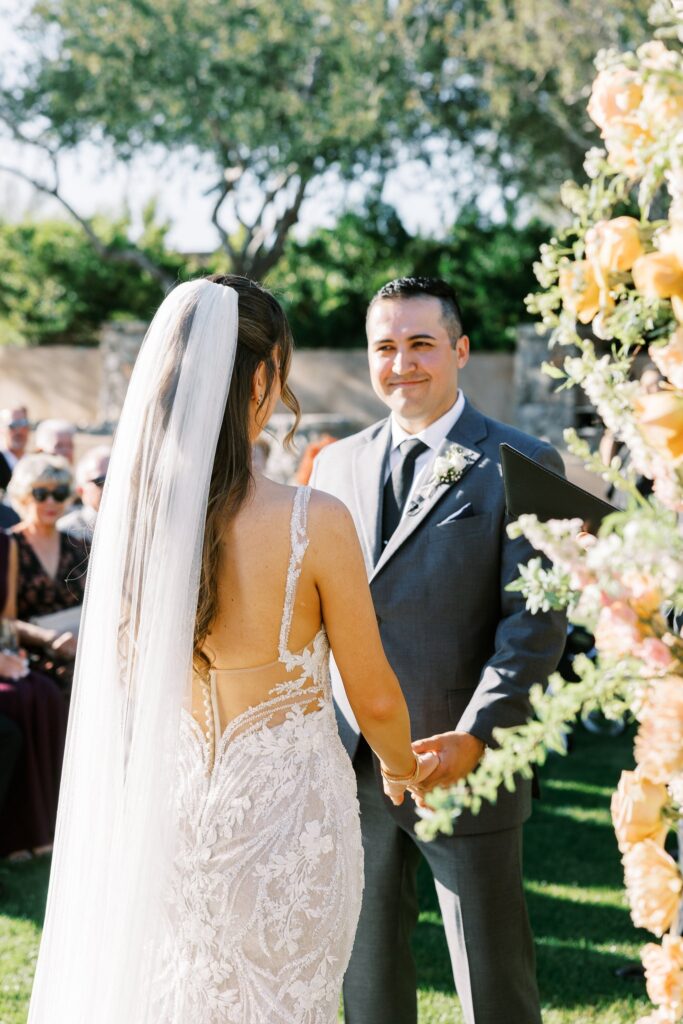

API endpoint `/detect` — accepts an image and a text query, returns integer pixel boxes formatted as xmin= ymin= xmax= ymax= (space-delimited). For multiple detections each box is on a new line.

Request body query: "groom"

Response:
xmin=310 ymin=277 xmax=566 ymax=1024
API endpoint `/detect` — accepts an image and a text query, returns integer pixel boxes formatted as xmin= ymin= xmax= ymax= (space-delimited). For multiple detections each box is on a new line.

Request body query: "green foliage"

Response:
xmin=0 ymin=207 xmax=549 ymax=348
xmin=407 ymin=0 xmax=651 ymax=205
xmin=0 ymin=213 xmax=219 ymax=345
xmin=271 ymin=202 xmax=551 ymax=349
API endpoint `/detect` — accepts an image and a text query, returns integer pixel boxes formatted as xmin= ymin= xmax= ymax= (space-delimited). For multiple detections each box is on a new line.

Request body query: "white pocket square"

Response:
xmin=436 ymin=503 xmax=473 ymax=525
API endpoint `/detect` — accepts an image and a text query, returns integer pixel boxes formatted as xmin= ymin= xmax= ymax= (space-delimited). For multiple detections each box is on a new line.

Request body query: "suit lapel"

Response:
xmin=351 ymin=419 xmax=392 ymax=572
xmin=370 ymin=400 xmax=488 ymax=582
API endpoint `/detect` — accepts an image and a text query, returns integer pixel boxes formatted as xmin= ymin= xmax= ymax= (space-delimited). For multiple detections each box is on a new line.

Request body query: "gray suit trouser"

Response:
xmin=343 ymin=741 xmax=542 ymax=1024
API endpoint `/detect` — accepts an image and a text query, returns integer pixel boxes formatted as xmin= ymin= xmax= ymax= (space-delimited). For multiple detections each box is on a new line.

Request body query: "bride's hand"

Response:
xmin=381 ymin=751 xmax=439 ymax=806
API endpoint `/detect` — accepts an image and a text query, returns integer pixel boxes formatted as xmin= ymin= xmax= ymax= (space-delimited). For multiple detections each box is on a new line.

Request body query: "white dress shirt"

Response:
xmin=386 ymin=390 xmax=466 ymax=510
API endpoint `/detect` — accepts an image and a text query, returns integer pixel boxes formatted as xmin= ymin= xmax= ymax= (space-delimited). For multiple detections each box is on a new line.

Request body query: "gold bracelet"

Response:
xmin=380 ymin=755 xmax=420 ymax=787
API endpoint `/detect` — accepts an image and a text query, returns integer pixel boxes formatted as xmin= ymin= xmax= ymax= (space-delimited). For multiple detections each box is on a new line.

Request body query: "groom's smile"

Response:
xmin=366 ymin=295 xmax=470 ymax=434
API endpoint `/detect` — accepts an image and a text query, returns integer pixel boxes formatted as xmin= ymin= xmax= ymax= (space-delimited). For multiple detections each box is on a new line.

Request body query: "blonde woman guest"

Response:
xmin=8 ymin=455 xmax=86 ymax=686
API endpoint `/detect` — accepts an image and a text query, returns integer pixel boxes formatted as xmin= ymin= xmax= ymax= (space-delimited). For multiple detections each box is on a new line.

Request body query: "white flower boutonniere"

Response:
xmin=432 ymin=443 xmax=474 ymax=485
xmin=407 ymin=443 xmax=479 ymax=515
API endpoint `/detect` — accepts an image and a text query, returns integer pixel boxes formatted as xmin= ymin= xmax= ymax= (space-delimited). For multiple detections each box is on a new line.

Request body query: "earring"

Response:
xmin=257 ymin=393 xmax=264 ymax=406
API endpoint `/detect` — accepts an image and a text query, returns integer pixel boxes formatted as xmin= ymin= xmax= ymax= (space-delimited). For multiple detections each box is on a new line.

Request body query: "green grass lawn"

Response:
xmin=0 ymin=728 xmax=652 ymax=1023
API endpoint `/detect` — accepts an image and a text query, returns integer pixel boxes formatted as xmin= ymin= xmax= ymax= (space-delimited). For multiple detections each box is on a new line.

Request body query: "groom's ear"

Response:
xmin=454 ymin=335 xmax=470 ymax=368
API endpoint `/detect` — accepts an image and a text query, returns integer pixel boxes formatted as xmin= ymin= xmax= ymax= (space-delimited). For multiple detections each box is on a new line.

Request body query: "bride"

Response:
xmin=27 ymin=275 xmax=436 ymax=1024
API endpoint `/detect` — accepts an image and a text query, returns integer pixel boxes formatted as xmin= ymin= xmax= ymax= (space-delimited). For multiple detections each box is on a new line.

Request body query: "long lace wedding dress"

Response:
xmin=152 ymin=485 xmax=364 ymax=1024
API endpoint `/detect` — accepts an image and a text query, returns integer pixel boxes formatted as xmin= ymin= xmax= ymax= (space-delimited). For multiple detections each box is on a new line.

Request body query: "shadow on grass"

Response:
xmin=0 ymin=857 xmax=50 ymax=928
xmin=0 ymin=728 xmax=649 ymax=1018
xmin=411 ymin=727 xmax=648 ymax=1010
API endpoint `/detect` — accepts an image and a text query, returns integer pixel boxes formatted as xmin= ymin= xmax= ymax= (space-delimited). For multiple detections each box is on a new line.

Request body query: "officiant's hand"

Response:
xmin=409 ymin=731 xmax=485 ymax=808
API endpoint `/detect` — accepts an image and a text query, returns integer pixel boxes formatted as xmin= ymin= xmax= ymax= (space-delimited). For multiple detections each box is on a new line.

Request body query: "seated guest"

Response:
xmin=0 ymin=405 xmax=30 ymax=488
xmin=58 ymin=445 xmax=110 ymax=543
xmin=0 ymin=531 xmax=68 ymax=859
xmin=7 ymin=454 xmax=86 ymax=687
xmin=34 ymin=419 xmax=76 ymax=465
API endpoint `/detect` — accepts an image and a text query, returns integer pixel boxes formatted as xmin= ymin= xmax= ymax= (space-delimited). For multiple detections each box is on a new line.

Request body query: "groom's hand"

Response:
xmin=409 ymin=731 xmax=485 ymax=808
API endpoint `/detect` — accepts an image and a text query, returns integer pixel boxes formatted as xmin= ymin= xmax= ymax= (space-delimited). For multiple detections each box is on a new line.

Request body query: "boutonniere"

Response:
xmin=432 ymin=443 xmax=477 ymax=485
xmin=407 ymin=443 xmax=479 ymax=515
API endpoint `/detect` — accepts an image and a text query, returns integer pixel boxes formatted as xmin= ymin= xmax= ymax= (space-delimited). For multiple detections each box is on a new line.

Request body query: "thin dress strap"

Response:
xmin=278 ymin=486 xmax=312 ymax=662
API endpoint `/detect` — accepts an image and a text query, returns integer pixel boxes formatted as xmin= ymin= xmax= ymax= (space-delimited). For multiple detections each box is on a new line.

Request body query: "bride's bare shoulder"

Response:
xmin=307 ymin=488 xmax=358 ymax=551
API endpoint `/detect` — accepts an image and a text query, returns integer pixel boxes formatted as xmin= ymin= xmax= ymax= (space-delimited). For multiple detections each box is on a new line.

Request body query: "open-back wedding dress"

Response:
xmin=154 ymin=486 xmax=363 ymax=1023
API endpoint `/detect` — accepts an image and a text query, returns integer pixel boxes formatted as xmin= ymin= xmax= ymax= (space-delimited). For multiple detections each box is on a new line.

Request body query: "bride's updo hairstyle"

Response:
xmin=194 ymin=273 xmax=301 ymax=675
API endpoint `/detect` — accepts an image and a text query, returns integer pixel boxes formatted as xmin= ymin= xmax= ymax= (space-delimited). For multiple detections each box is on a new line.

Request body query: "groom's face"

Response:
xmin=366 ymin=296 xmax=469 ymax=433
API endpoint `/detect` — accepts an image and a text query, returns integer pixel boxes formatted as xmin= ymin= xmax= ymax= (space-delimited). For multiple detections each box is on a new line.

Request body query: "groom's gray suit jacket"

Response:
xmin=310 ymin=398 xmax=567 ymax=837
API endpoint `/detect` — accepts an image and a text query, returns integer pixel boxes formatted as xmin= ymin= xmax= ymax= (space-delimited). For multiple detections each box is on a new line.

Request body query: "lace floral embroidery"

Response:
xmin=152 ymin=485 xmax=364 ymax=1024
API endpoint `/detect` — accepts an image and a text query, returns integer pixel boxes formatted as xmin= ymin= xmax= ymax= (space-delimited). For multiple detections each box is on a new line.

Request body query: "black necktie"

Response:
xmin=381 ymin=439 xmax=428 ymax=545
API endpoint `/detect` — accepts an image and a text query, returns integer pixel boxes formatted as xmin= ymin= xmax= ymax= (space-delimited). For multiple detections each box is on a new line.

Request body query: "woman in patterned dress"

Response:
xmin=8 ymin=454 xmax=86 ymax=688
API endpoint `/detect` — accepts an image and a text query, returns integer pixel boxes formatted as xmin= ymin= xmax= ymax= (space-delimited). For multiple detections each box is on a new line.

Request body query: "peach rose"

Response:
xmin=632 ymin=251 xmax=683 ymax=302
xmin=611 ymin=770 xmax=669 ymax=852
xmin=622 ymin=571 xmax=664 ymax=618
xmin=623 ymin=839 xmax=682 ymax=936
xmin=594 ymin=600 xmax=645 ymax=659
xmin=634 ymin=391 xmax=683 ymax=461
xmin=641 ymin=80 xmax=683 ymax=132
xmin=651 ymin=330 xmax=683 ymax=391
xmin=558 ymin=260 xmax=602 ymax=324
xmin=604 ymin=116 xmax=654 ymax=176
xmin=635 ymin=677 xmax=683 ymax=783
xmin=588 ymin=67 xmax=643 ymax=132
xmin=643 ymin=935 xmax=683 ymax=1012
xmin=636 ymin=637 xmax=677 ymax=674
xmin=586 ymin=216 xmax=644 ymax=274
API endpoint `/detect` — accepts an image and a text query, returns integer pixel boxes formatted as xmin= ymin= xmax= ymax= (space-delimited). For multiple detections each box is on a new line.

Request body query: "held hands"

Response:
xmin=409 ymin=731 xmax=485 ymax=809
xmin=381 ymin=750 xmax=439 ymax=806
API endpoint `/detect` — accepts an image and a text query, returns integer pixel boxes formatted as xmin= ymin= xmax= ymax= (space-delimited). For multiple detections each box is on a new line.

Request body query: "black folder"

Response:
xmin=499 ymin=443 xmax=617 ymax=533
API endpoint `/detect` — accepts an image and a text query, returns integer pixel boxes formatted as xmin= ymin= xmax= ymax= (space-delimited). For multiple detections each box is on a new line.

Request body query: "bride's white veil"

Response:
xmin=28 ymin=279 xmax=239 ymax=1023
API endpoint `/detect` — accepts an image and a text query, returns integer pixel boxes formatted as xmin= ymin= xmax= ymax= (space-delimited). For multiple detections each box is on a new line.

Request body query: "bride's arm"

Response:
xmin=309 ymin=494 xmax=436 ymax=800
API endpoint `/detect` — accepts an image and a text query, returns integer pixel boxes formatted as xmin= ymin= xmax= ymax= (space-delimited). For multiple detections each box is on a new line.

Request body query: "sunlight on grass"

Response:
xmin=1 ymin=729 xmax=654 ymax=1024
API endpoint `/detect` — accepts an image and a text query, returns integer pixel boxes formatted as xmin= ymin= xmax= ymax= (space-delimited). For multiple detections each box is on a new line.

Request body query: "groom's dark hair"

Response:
xmin=367 ymin=277 xmax=465 ymax=345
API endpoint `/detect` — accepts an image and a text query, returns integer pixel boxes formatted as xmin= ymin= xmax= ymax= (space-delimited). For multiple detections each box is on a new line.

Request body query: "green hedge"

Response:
xmin=0 ymin=206 xmax=549 ymax=350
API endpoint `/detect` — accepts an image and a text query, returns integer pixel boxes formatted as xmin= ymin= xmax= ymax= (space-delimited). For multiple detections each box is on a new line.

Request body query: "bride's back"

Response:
xmin=194 ymin=476 xmax=324 ymax=735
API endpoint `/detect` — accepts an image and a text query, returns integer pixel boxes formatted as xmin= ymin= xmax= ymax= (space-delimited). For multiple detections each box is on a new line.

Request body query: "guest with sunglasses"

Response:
xmin=7 ymin=454 xmax=88 ymax=688
xmin=58 ymin=445 xmax=110 ymax=543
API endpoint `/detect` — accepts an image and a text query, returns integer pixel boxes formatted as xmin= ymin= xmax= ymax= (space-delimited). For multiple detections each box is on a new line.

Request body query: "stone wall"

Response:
xmin=0 ymin=322 xmax=516 ymax=428
xmin=0 ymin=344 xmax=101 ymax=426
xmin=514 ymin=324 xmax=577 ymax=447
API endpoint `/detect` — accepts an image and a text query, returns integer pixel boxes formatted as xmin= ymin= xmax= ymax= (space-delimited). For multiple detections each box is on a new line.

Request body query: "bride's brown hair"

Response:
xmin=193 ymin=273 xmax=301 ymax=676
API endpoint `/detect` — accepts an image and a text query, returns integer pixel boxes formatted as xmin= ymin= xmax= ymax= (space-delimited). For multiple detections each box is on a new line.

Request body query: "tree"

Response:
xmin=395 ymin=0 xmax=651 ymax=208
xmin=1 ymin=0 xmax=652 ymax=285
xmin=1 ymin=0 xmax=424 ymax=280
xmin=270 ymin=200 xmax=550 ymax=349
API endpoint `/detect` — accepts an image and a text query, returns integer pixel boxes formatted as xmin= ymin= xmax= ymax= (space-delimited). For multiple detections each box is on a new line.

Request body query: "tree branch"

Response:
xmin=0 ymin=161 xmax=174 ymax=287
xmin=249 ymin=174 xmax=309 ymax=279
xmin=209 ymin=178 xmax=239 ymax=267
